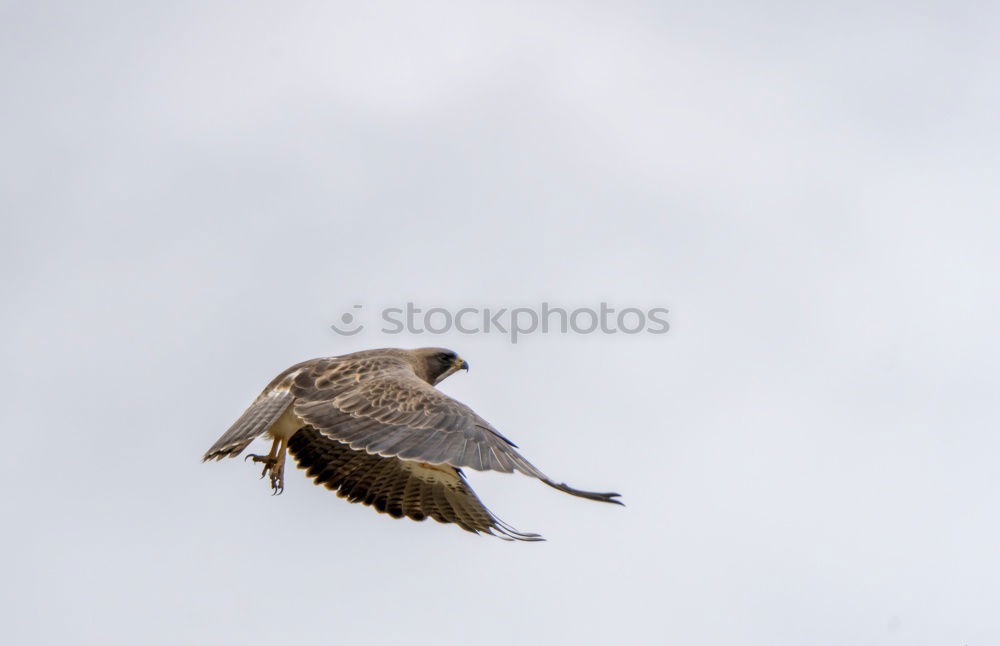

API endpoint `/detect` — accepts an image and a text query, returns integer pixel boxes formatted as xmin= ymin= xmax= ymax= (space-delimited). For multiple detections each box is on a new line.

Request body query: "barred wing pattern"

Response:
xmin=288 ymin=426 xmax=542 ymax=541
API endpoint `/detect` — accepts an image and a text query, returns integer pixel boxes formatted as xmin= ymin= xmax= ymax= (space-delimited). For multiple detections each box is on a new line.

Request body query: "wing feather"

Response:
xmin=288 ymin=426 xmax=542 ymax=541
xmin=290 ymin=358 xmax=621 ymax=505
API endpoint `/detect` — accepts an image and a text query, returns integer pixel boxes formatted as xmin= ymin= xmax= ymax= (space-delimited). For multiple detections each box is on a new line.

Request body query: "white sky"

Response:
xmin=2 ymin=2 xmax=999 ymax=645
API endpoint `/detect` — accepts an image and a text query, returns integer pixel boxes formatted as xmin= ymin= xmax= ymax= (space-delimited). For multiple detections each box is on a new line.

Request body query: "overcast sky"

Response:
xmin=2 ymin=2 xmax=999 ymax=645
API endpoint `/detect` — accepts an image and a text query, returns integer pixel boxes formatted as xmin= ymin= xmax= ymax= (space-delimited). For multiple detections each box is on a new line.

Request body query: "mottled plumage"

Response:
xmin=203 ymin=347 xmax=621 ymax=541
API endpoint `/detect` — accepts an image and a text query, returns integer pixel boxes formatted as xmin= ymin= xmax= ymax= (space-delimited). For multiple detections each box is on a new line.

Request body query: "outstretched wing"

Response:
xmin=288 ymin=426 xmax=542 ymax=541
xmin=290 ymin=357 xmax=622 ymax=505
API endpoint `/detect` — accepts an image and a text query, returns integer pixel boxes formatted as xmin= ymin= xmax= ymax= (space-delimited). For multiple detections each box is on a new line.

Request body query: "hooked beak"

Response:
xmin=433 ymin=356 xmax=469 ymax=386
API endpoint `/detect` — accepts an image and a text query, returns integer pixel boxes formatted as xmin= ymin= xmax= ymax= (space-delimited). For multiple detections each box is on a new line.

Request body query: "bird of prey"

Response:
xmin=203 ymin=347 xmax=621 ymax=541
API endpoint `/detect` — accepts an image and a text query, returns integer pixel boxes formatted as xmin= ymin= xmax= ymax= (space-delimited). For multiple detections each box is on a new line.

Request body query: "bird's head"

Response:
xmin=413 ymin=347 xmax=469 ymax=385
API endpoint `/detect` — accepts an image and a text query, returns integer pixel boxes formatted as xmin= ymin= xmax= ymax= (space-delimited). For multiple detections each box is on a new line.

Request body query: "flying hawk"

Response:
xmin=203 ymin=347 xmax=621 ymax=541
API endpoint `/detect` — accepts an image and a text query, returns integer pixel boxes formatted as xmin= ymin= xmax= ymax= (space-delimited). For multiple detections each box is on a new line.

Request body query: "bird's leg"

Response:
xmin=245 ymin=437 xmax=288 ymax=494
xmin=245 ymin=438 xmax=280 ymax=477
xmin=268 ymin=438 xmax=288 ymax=495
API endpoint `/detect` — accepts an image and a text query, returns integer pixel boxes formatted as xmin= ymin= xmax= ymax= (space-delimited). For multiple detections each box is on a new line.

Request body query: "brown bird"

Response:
xmin=203 ymin=347 xmax=622 ymax=541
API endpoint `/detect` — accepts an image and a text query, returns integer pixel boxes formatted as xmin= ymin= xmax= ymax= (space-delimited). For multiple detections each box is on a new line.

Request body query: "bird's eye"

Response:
xmin=439 ymin=353 xmax=452 ymax=362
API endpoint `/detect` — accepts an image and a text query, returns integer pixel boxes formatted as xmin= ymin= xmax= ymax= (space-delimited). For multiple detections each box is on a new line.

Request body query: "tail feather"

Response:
xmin=202 ymin=390 xmax=293 ymax=461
